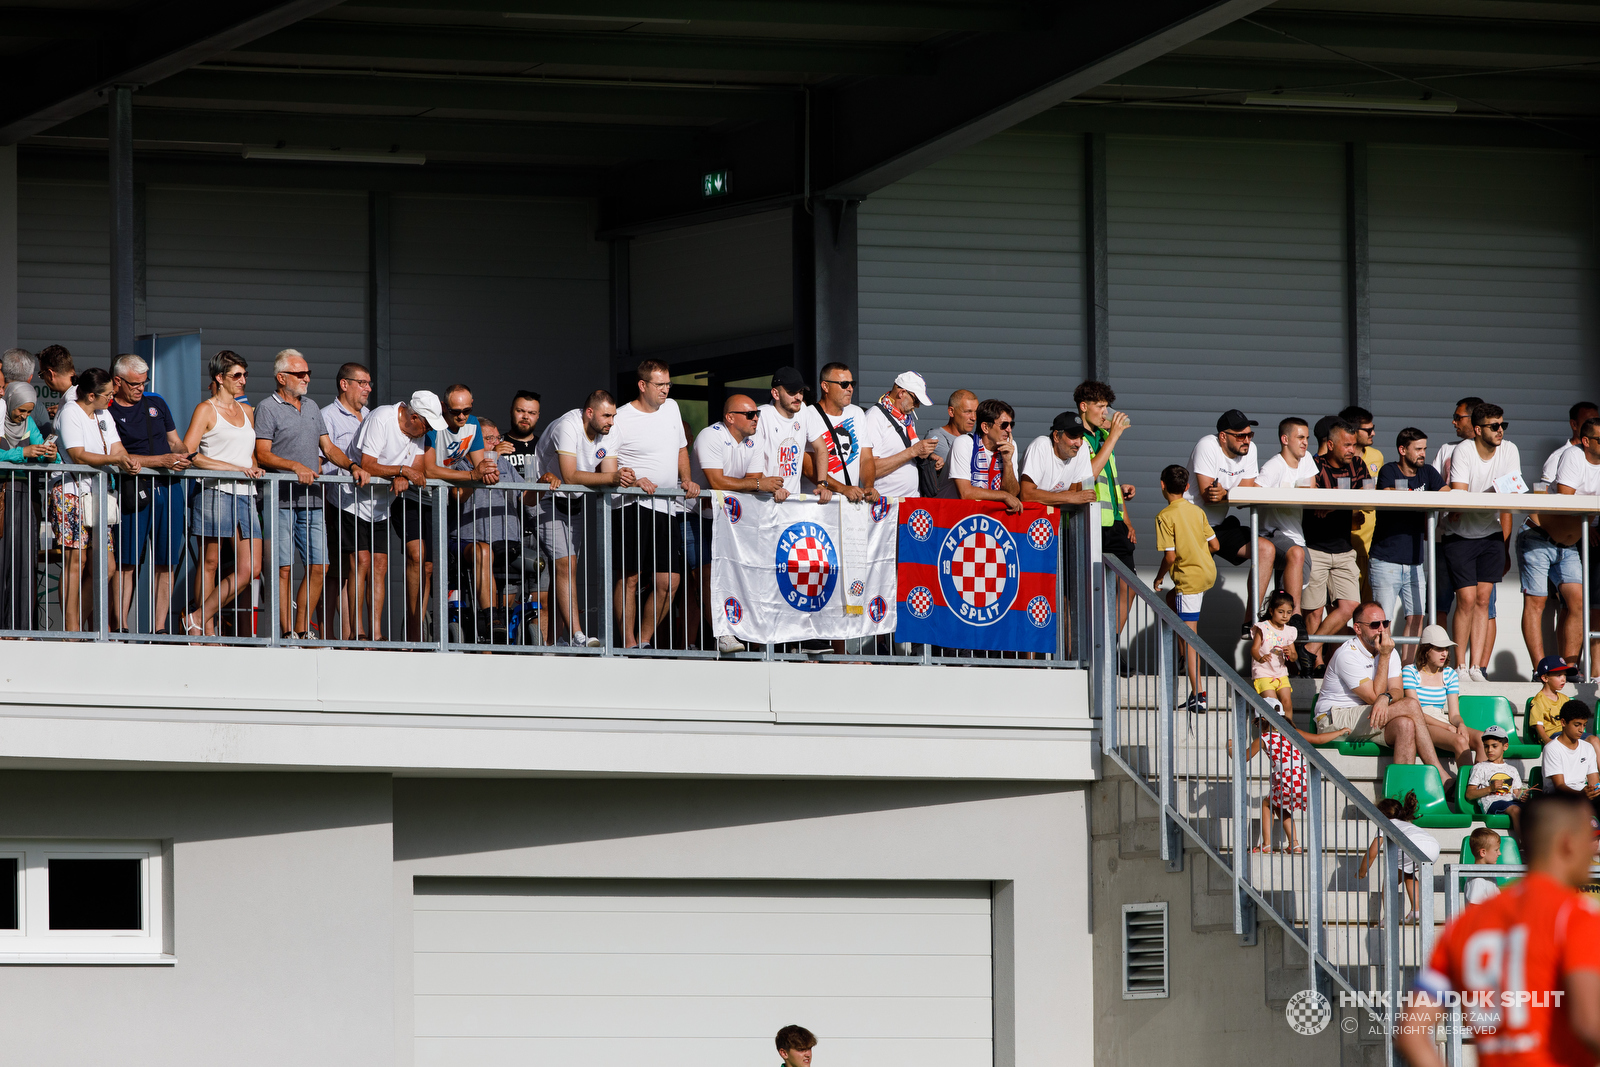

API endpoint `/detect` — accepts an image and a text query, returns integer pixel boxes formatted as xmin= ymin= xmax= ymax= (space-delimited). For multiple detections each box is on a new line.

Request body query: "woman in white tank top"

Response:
xmin=181 ymin=351 xmax=265 ymax=637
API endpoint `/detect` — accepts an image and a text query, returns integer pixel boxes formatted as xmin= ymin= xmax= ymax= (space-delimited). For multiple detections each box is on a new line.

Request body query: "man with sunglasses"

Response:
xmin=1444 ymin=402 xmax=1521 ymax=682
xmin=1553 ymin=416 xmax=1600 ymax=681
xmin=692 ymin=393 xmax=773 ymax=653
xmin=801 ymin=362 xmax=874 ymax=503
xmin=943 ymin=397 xmax=1021 ymax=514
xmin=1314 ymin=601 xmax=1449 ymax=778
xmin=322 ymin=363 xmax=373 ymax=640
xmin=1185 ymin=409 xmax=1276 ymax=614
xmin=253 ymin=349 xmax=370 ymax=641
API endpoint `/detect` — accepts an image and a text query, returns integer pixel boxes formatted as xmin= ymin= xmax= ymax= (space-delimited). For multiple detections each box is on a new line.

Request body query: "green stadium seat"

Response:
xmin=1458 ymin=695 xmax=1540 ymax=758
xmin=1528 ymin=768 xmax=1543 ymax=792
xmin=1455 ymin=770 xmax=1513 ymax=829
xmin=1339 ymin=740 xmax=1392 ymax=757
xmin=1383 ymin=764 xmax=1472 ymax=828
xmin=1458 ymin=833 xmax=1522 ymax=887
xmin=1520 ymin=696 xmax=1558 ymax=755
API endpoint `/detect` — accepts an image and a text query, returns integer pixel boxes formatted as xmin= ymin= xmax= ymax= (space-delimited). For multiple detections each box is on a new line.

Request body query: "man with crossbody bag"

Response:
xmin=801 ymin=361 xmax=877 ymax=503
xmin=863 ymin=372 xmax=939 ymax=499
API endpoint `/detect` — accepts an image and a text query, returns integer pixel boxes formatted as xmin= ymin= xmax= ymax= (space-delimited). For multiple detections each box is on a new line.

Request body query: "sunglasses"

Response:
xmin=996 ymin=420 xmax=1014 ymax=430
xmin=1478 ymin=421 xmax=1508 ymax=431
xmin=1358 ymin=425 xmax=1375 ymax=434
xmin=282 ymin=369 xmax=310 ymax=379
xmin=823 ymin=379 xmax=855 ymax=389
xmin=1360 ymin=618 xmax=1391 ymax=629
xmin=225 ymin=371 xmax=247 ymax=380
xmin=729 ymin=410 xmax=759 ymax=420
xmin=447 ymin=406 xmax=472 ymax=417
xmin=1227 ymin=429 xmax=1255 ymax=439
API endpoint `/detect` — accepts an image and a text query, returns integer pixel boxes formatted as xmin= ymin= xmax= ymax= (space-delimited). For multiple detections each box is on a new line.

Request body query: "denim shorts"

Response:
xmin=275 ymin=506 xmax=329 ymax=568
xmin=115 ymin=480 xmax=187 ymax=566
xmin=1516 ymin=525 xmax=1582 ymax=595
xmin=1369 ymin=557 xmax=1425 ymax=619
xmin=191 ymin=487 xmax=262 ymax=540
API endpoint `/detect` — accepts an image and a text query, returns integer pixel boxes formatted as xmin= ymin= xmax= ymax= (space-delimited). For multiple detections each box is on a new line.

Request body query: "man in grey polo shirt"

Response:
xmin=254 ymin=349 xmax=368 ymax=641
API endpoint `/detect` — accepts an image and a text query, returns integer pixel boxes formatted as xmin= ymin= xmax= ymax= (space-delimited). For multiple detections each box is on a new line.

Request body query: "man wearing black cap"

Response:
xmin=1184 ymin=409 xmax=1276 ymax=613
xmin=750 ymin=365 xmax=832 ymax=504
xmin=1020 ymin=413 xmax=1097 ymax=506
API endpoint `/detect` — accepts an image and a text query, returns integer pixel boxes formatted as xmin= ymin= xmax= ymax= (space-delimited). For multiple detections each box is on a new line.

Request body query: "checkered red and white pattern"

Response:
xmin=784 ymin=536 xmax=833 ymax=598
xmin=1027 ymin=595 xmax=1052 ymax=627
xmin=1262 ymin=731 xmax=1309 ymax=811
xmin=908 ymin=509 xmax=933 ymax=540
xmin=908 ymin=586 xmax=934 ymax=617
xmin=949 ymin=531 xmax=1008 ymax=608
xmin=1027 ymin=517 xmax=1054 ymax=550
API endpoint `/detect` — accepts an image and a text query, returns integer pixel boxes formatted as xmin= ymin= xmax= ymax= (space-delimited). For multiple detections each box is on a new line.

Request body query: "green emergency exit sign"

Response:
xmin=703 ymin=170 xmax=731 ymax=197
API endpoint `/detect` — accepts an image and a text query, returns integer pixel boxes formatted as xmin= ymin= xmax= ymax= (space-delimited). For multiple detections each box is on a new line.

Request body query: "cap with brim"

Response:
xmin=1418 ymin=624 xmax=1454 ymax=648
xmin=772 ymin=366 xmax=805 ymax=393
xmin=894 ymin=371 xmax=932 ymax=407
xmin=1217 ymin=408 xmax=1259 ymax=433
xmin=1536 ymin=655 xmax=1579 ymax=677
xmin=1481 ymin=724 xmax=1509 ymax=742
xmin=1050 ymin=412 xmax=1087 ymax=437
xmin=407 ymin=389 xmax=448 ymax=432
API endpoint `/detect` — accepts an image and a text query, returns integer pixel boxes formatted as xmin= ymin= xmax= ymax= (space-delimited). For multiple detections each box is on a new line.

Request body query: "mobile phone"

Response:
xmin=43 ymin=434 xmax=57 ymax=448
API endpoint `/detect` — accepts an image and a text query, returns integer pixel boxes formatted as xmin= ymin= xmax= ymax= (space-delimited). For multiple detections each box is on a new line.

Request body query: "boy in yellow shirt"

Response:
xmin=1153 ymin=464 xmax=1220 ymax=712
xmin=1526 ymin=654 xmax=1578 ymax=744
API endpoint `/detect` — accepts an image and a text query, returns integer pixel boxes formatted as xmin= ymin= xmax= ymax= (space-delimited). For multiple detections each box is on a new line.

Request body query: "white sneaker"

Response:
xmin=1468 ymin=666 xmax=1488 ymax=683
xmin=568 ymin=631 xmax=602 ymax=648
xmin=717 ymin=635 xmax=746 ymax=654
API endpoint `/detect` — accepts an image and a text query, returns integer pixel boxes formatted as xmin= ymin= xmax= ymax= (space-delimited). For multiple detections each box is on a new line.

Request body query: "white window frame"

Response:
xmin=0 ymin=840 xmax=171 ymax=964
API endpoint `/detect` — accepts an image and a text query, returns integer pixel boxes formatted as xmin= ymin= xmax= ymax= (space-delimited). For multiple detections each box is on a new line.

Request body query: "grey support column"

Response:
xmin=367 ymin=191 xmax=391 ymax=403
xmin=0 ymin=144 xmax=16 ymax=349
xmin=133 ymin=181 xmax=147 ymax=337
xmin=1083 ymin=133 xmax=1110 ymax=385
xmin=793 ymin=197 xmax=859 ymax=386
xmin=1344 ymin=142 xmax=1371 ymax=411
xmin=108 ymin=85 xmax=135 ymax=358
xmin=609 ymin=237 xmax=632 ymax=395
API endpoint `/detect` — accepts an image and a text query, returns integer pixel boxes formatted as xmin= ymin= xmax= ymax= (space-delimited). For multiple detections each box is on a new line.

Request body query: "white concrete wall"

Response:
xmin=0 ymin=771 xmax=395 ymax=1067
xmin=391 ymin=778 xmax=1091 ymax=1067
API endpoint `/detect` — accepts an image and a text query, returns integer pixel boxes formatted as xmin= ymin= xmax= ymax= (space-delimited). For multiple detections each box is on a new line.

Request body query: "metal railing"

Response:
xmin=0 ymin=461 xmax=1092 ymax=666
xmin=1099 ymin=556 xmax=1435 ymax=1063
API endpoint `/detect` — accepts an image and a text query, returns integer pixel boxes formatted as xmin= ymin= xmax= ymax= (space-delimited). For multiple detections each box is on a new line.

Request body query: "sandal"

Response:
xmin=182 ymin=611 xmax=205 ymax=637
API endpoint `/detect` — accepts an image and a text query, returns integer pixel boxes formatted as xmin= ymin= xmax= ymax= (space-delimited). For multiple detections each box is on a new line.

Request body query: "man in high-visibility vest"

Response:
xmin=1076 ymin=380 xmax=1134 ymax=632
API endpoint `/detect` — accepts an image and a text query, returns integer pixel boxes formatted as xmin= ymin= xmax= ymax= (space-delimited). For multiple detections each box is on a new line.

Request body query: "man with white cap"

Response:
xmin=861 ymin=371 xmax=937 ymax=500
xmin=348 ymin=389 xmax=487 ymax=642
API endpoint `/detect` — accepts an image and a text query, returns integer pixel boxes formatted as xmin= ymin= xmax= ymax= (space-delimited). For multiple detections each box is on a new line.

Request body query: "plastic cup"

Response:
xmin=1393 ymin=478 xmax=1408 ymax=491
xmin=1337 ymin=477 xmax=1351 ymax=490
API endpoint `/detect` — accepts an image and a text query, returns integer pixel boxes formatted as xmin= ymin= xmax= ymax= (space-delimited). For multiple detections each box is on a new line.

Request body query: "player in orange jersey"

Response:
xmin=1396 ymin=791 xmax=1600 ymax=1067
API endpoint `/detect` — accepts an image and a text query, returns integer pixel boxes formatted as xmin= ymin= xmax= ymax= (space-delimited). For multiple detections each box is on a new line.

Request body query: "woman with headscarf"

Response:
xmin=0 ymin=381 xmax=59 ymax=632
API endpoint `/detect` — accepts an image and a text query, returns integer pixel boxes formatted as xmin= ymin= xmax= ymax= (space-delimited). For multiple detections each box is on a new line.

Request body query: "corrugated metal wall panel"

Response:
xmin=630 ymin=209 xmax=791 ymax=354
xmin=858 ymin=132 xmax=1082 ymax=431
xmin=145 ymin=186 xmax=367 ymax=403
xmin=1107 ymin=137 xmax=1347 ymax=558
xmin=18 ymin=180 xmax=108 ymax=362
xmin=390 ymin=194 xmax=608 ymax=420
xmin=1369 ymin=146 xmax=1600 ymax=470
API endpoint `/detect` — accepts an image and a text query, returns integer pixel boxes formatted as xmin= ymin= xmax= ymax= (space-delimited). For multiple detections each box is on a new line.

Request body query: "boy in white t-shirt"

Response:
xmin=1542 ymin=701 xmax=1600 ymax=797
xmin=1255 ymin=416 xmax=1317 ymax=619
xmin=1019 ymin=412 xmax=1096 ymax=506
xmin=1464 ymin=726 xmax=1526 ymax=837
xmin=1463 ymin=826 xmax=1502 ymax=906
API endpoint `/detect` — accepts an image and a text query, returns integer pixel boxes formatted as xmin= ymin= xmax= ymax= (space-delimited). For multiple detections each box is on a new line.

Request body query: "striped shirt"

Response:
xmin=1401 ymin=664 xmax=1459 ymax=719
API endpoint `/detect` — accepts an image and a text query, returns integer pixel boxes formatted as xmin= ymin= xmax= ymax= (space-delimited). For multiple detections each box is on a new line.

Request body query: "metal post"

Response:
xmin=433 ymin=482 xmax=448 ymax=652
xmin=1582 ymin=519 xmax=1591 ymax=681
xmin=1232 ymin=695 xmax=1250 ymax=937
xmin=1445 ymin=866 xmax=1463 ymax=1067
xmin=601 ymin=490 xmax=615 ymax=656
xmin=1249 ymin=506 xmax=1260 ymax=620
xmin=108 ymin=85 xmax=135 ymax=359
xmin=265 ymin=476 xmax=279 ymax=646
xmin=1383 ymin=837 xmax=1400 ymax=1067
xmin=92 ymin=470 xmax=109 ymax=640
xmin=1055 ymin=514 xmax=1066 ymax=662
xmin=1427 ymin=511 xmax=1438 ymax=629
xmin=1157 ymin=621 xmax=1182 ymax=872
xmin=1305 ymin=763 xmax=1324 ymax=994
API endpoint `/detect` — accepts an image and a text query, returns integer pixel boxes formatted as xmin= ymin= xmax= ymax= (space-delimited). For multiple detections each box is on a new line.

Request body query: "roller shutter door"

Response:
xmin=413 ymin=878 xmax=992 ymax=1067
xmin=629 ymin=209 xmax=792 ymax=353
xmin=145 ymin=186 xmax=367 ymax=391
xmin=18 ymin=180 xmax=109 ymax=361
xmin=858 ymin=132 xmax=1083 ymax=433
xmin=1369 ymin=146 xmax=1600 ymax=471
xmin=390 ymin=194 xmax=608 ymax=418
xmin=1106 ymin=137 xmax=1346 ymax=559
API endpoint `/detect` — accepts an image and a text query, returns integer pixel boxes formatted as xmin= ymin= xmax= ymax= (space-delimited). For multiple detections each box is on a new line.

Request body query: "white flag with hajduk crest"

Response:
xmin=710 ymin=491 xmax=898 ymax=645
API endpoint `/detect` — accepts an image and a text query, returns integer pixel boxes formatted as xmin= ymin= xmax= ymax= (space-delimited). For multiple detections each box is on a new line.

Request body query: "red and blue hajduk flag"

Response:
xmin=896 ymin=499 xmax=1061 ymax=653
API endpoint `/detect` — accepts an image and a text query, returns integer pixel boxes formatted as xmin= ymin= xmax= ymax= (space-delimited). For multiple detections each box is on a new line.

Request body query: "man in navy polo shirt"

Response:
xmin=108 ymin=353 xmax=193 ymax=634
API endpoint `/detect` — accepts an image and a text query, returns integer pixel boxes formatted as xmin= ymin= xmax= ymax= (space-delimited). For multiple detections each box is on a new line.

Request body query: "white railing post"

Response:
xmin=264 ymin=475 xmax=280 ymax=647
xmin=1384 ymin=836 xmax=1401 ymax=1067
xmin=1444 ymin=865 xmax=1463 ymax=1067
xmin=1583 ymin=519 xmax=1592 ymax=681
xmin=601 ymin=489 xmax=615 ymax=657
xmin=93 ymin=469 xmax=110 ymax=641
xmin=1306 ymin=762 xmax=1324 ymax=993
xmin=1157 ymin=620 xmax=1182 ymax=872
xmin=1427 ymin=511 xmax=1438 ymax=630
xmin=1232 ymin=693 xmax=1254 ymax=942
xmin=433 ymin=482 xmax=449 ymax=652
xmin=1249 ymin=505 xmax=1260 ymax=620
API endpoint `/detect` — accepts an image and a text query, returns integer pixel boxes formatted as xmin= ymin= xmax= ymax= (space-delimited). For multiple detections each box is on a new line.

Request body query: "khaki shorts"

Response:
xmin=1315 ymin=704 xmax=1380 ymax=741
xmin=1305 ymin=548 xmax=1360 ymax=611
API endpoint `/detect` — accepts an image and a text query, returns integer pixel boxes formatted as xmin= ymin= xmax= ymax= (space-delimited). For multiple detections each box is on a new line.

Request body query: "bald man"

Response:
xmin=932 ymin=389 xmax=976 ymax=497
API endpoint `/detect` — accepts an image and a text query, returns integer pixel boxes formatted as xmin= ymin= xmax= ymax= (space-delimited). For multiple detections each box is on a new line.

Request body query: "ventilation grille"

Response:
xmin=1122 ymin=902 xmax=1169 ymax=999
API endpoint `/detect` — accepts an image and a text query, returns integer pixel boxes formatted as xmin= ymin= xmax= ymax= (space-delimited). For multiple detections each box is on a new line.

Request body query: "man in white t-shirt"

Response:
xmin=1554 ymin=417 xmax=1600 ymax=681
xmin=1313 ymin=601 xmax=1447 ymax=777
xmin=1541 ymin=701 xmax=1600 ymax=796
xmin=860 ymin=372 xmax=936 ymax=500
xmin=1443 ymin=402 xmax=1521 ymax=681
xmin=1019 ymin=412 xmax=1095 ymax=506
xmin=1256 ymin=416 xmax=1317 ymax=619
xmin=801 ymin=361 xmax=874 ymax=502
xmin=607 ymin=359 xmax=700 ymax=650
xmin=1185 ymin=408 xmax=1275 ymax=612
xmin=532 ymin=389 xmax=628 ymax=648
xmin=1542 ymin=401 xmax=1598 ymax=486
xmin=943 ymin=397 xmax=1021 ymax=513
xmin=1432 ymin=396 xmax=1482 ymax=484
xmin=749 ymin=366 xmax=832 ymax=504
